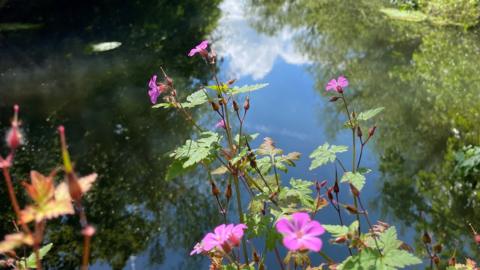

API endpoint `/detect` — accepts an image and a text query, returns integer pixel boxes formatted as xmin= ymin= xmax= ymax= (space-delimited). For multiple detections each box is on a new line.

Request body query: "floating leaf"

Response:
xmin=341 ymin=172 xmax=366 ymax=191
xmin=357 ymin=107 xmax=384 ymax=121
xmin=309 ymin=143 xmax=348 ymax=170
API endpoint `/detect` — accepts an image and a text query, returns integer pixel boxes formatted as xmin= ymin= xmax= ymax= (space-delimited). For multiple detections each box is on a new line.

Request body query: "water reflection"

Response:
xmin=0 ymin=0 xmax=222 ymax=269
xmin=247 ymin=0 xmax=480 ymax=259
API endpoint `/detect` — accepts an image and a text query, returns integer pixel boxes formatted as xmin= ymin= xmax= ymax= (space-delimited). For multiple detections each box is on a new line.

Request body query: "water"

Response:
xmin=0 ymin=0 xmax=479 ymax=269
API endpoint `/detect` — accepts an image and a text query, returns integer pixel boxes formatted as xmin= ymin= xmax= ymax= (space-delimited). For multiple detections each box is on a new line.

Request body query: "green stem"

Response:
xmin=233 ymin=175 xmax=249 ymax=264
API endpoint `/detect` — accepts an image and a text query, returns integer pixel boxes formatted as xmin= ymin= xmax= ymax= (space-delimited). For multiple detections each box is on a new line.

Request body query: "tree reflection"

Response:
xmin=0 ymin=0 xmax=221 ymax=269
xmin=248 ymin=0 xmax=480 ymax=259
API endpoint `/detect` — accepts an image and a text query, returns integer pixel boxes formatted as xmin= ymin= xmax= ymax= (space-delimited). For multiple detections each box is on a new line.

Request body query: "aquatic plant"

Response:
xmin=148 ymin=39 xmax=480 ymax=269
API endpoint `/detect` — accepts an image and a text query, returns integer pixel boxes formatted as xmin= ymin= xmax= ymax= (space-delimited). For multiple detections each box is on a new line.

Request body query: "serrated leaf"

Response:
xmin=382 ymin=249 xmax=422 ymax=268
xmin=323 ymin=224 xmax=349 ymax=238
xmin=379 ymin=227 xmax=402 ymax=253
xmin=309 ymin=143 xmax=348 ymax=170
xmin=229 ymin=83 xmax=268 ymax=95
xmin=257 ymin=137 xmax=283 ymax=156
xmin=18 ymin=243 xmax=53 ymax=269
xmin=357 ymin=107 xmax=384 ymax=121
xmin=170 ymin=131 xmax=221 ymax=168
xmin=0 ymin=233 xmax=33 ymax=253
xmin=152 ymin=102 xmax=174 ymax=109
xmin=234 ymin=133 xmax=259 ymax=145
xmin=181 ymin=89 xmax=209 ymax=108
xmin=341 ymin=172 xmax=366 ymax=191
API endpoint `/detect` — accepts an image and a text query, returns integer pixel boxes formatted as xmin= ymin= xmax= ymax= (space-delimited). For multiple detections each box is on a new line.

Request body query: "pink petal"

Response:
xmin=300 ymin=236 xmax=323 ymax=252
xmin=337 ymin=76 xmax=349 ymax=88
xmin=291 ymin=212 xmax=311 ymax=231
xmin=188 ymin=48 xmax=198 ymax=57
xmin=198 ymin=40 xmax=209 ymax=50
xmin=149 ymin=75 xmax=157 ymax=89
xmin=325 ymin=79 xmax=337 ymax=91
xmin=303 ymin=220 xmax=325 ymax=236
xmin=276 ymin=218 xmax=295 ymax=234
xmin=282 ymin=235 xmax=301 ymax=251
xmin=149 ymin=88 xmax=160 ymax=104
xmin=202 ymin=233 xmax=219 ymax=251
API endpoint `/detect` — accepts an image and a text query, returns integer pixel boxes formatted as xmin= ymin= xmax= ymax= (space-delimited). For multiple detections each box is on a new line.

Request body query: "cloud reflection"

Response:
xmin=214 ymin=0 xmax=311 ymax=80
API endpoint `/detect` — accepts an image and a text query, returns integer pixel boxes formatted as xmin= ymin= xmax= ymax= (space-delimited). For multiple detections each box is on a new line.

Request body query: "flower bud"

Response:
xmin=432 ymin=255 xmax=440 ymax=265
xmin=333 ymin=236 xmax=347 ymax=243
xmin=329 ymin=96 xmax=340 ymax=102
xmin=211 ymin=181 xmax=220 ymax=196
xmin=82 ymin=225 xmax=96 ymax=237
xmin=475 ymin=234 xmax=480 ymax=245
xmin=351 ymin=111 xmax=356 ymax=119
xmin=368 ymin=126 xmax=377 ymax=137
xmin=233 ymin=100 xmax=239 ymax=111
xmin=345 ymin=204 xmax=359 ymax=214
xmin=333 ymin=181 xmax=339 ymax=194
xmin=165 ymin=76 xmax=173 ymax=87
xmin=433 ymin=243 xmax=442 ymax=253
xmin=327 ymin=187 xmax=334 ymax=201
xmin=225 ymin=183 xmax=232 ymax=200
xmin=357 ymin=126 xmax=362 ymax=138
xmin=210 ymin=101 xmax=220 ymax=111
xmin=253 ymin=251 xmax=260 ymax=263
xmin=422 ymin=232 xmax=431 ymax=244
xmin=350 ymin=184 xmax=359 ymax=197
xmin=6 ymin=126 xmax=23 ymax=150
xmin=227 ymin=79 xmax=236 ymax=85
xmin=243 ymin=97 xmax=250 ymax=111
xmin=249 ymin=159 xmax=257 ymax=168
xmin=448 ymin=256 xmax=456 ymax=266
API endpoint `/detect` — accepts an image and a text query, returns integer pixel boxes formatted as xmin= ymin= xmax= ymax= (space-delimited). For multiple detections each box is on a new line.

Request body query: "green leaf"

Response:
xmin=18 ymin=243 xmax=53 ymax=269
xmin=234 ymin=133 xmax=259 ymax=145
xmin=152 ymin=102 xmax=174 ymax=109
xmin=180 ymin=89 xmax=209 ymax=108
xmin=341 ymin=172 xmax=366 ymax=191
xmin=309 ymin=143 xmax=348 ymax=170
xmin=229 ymin=83 xmax=269 ymax=95
xmin=382 ymin=249 xmax=422 ymax=268
xmin=323 ymin=224 xmax=349 ymax=238
xmin=170 ymin=131 xmax=221 ymax=168
xmin=379 ymin=227 xmax=402 ymax=253
xmin=165 ymin=159 xmax=194 ymax=180
xmin=357 ymin=107 xmax=384 ymax=121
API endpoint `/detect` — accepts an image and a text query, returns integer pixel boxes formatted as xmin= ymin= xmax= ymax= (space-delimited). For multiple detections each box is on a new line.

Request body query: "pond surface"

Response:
xmin=0 ymin=0 xmax=479 ymax=269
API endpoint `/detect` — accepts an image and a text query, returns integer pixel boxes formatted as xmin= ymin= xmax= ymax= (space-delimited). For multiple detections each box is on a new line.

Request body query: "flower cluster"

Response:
xmin=190 ymin=223 xmax=247 ymax=255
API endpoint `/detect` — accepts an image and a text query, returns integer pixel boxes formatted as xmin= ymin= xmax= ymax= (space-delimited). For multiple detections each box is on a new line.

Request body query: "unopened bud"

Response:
xmin=448 ymin=256 xmax=456 ymax=266
xmin=351 ymin=111 xmax=356 ymax=119
xmin=243 ymin=97 xmax=250 ymax=111
xmin=227 ymin=79 xmax=236 ymax=85
xmin=82 ymin=225 xmax=96 ymax=237
xmin=225 ymin=184 xmax=232 ymax=200
xmin=210 ymin=101 xmax=220 ymax=111
xmin=329 ymin=96 xmax=340 ymax=102
xmin=6 ymin=126 xmax=23 ymax=150
xmin=249 ymin=159 xmax=257 ymax=168
xmin=233 ymin=100 xmax=239 ymax=111
xmin=357 ymin=126 xmax=362 ymax=138
xmin=165 ymin=76 xmax=173 ymax=87
xmin=327 ymin=187 xmax=334 ymax=201
xmin=211 ymin=181 xmax=220 ymax=196
xmin=334 ymin=236 xmax=347 ymax=243
xmin=253 ymin=251 xmax=260 ymax=263
xmin=350 ymin=184 xmax=359 ymax=197
xmin=432 ymin=255 xmax=440 ymax=265
xmin=259 ymin=263 xmax=265 ymax=270
xmin=368 ymin=126 xmax=377 ymax=137
xmin=475 ymin=234 xmax=480 ymax=245
xmin=333 ymin=181 xmax=339 ymax=194
xmin=315 ymin=181 xmax=321 ymax=192
xmin=433 ymin=243 xmax=442 ymax=253
xmin=422 ymin=232 xmax=431 ymax=244
xmin=345 ymin=204 xmax=359 ymax=214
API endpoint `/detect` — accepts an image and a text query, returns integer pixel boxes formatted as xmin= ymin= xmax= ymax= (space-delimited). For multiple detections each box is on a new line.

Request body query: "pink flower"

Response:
xmin=193 ymin=223 xmax=247 ymax=255
xmin=325 ymin=76 xmax=349 ymax=93
xmin=215 ymin=119 xmax=226 ymax=129
xmin=275 ymin=212 xmax=325 ymax=252
xmin=189 ymin=242 xmax=205 ymax=256
xmin=188 ymin=40 xmax=209 ymax=57
xmin=148 ymin=75 xmax=166 ymax=104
